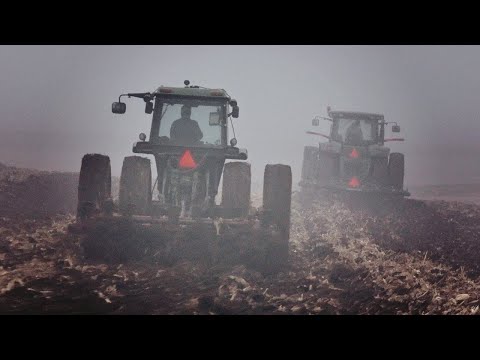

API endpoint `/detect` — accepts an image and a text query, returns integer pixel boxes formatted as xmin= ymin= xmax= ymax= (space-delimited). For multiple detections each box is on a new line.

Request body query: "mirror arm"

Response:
xmin=118 ymin=92 xmax=154 ymax=104
xmin=127 ymin=92 xmax=152 ymax=99
xmin=118 ymin=92 xmax=154 ymax=102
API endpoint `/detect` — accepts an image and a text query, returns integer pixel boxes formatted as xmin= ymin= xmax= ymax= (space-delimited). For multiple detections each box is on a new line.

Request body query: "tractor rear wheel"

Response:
xmin=119 ymin=156 xmax=152 ymax=215
xmin=301 ymin=146 xmax=318 ymax=183
xmin=372 ymin=157 xmax=389 ymax=186
xmin=77 ymin=154 xmax=111 ymax=219
xmin=317 ymin=151 xmax=335 ymax=186
xmin=388 ymin=153 xmax=405 ymax=190
xmin=262 ymin=164 xmax=292 ymax=272
xmin=221 ymin=162 xmax=251 ymax=218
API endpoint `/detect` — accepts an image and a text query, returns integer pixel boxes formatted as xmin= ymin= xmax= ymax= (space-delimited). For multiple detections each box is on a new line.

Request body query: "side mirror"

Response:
xmin=312 ymin=118 xmax=320 ymax=126
xmin=112 ymin=102 xmax=126 ymax=114
xmin=231 ymin=105 xmax=239 ymax=118
xmin=145 ymin=101 xmax=153 ymax=114
xmin=392 ymin=125 xmax=400 ymax=133
xmin=209 ymin=112 xmax=221 ymax=125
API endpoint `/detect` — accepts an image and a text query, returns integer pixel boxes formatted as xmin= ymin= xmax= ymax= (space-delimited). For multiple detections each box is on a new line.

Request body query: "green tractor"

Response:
xmin=73 ymin=81 xmax=292 ymax=273
xmin=300 ymin=107 xmax=409 ymax=199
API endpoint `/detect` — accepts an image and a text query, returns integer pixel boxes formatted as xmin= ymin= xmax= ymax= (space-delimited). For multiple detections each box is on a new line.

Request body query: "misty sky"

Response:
xmin=1 ymin=45 xmax=480 ymax=187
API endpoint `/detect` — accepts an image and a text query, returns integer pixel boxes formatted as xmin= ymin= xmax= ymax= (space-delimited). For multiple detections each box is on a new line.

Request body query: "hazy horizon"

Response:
xmin=1 ymin=45 xmax=480 ymax=187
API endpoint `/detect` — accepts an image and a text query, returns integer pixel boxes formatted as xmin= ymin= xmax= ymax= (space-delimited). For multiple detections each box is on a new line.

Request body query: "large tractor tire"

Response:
xmin=119 ymin=156 xmax=152 ymax=215
xmin=300 ymin=146 xmax=318 ymax=205
xmin=221 ymin=162 xmax=251 ymax=218
xmin=317 ymin=151 xmax=335 ymax=186
xmin=388 ymin=153 xmax=405 ymax=190
xmin=262 ymin=164 xmax=292 ymax=272
xmin=301 ymin=146 xmax=318 ymax=183
xmin=371 ymin=157 xmax=389 ymax=186
xmin=77 ymin=154 xmax=111 ymax=219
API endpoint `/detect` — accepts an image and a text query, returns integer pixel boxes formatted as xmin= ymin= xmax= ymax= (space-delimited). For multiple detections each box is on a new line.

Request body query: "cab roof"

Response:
xmin=329 ymin=111 xmax=384 ymax=121
xmin=154 ymin=86 xmax=230 ymax=99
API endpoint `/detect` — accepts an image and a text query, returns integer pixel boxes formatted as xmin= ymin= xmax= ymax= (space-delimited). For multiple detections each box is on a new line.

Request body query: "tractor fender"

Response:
xmin=368 ymin=144 xmax=390 ymax=158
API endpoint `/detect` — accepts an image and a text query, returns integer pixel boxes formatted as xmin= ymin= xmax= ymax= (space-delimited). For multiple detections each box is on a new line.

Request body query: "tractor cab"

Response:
xmin=329 ymin=111 xmax=383 ymax=146
xmin=113 ymin=81 xmax=245 ymax=158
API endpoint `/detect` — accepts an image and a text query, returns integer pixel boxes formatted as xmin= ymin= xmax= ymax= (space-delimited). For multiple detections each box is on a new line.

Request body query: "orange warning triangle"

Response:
xmin=349 ymin=148 xmax=359 ymax=159
xmin=348 ymin=176 xmax=360 ymax=188
xmin=179 ymin=149 xmax=197 ymax=169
